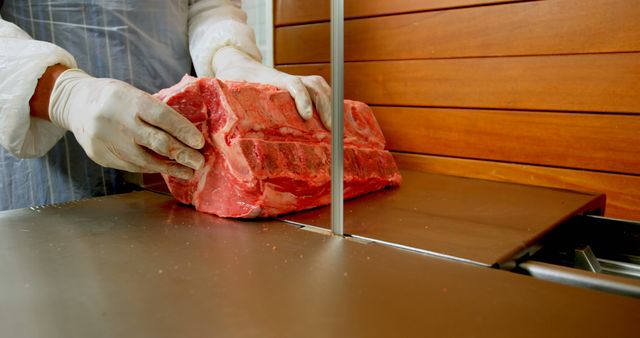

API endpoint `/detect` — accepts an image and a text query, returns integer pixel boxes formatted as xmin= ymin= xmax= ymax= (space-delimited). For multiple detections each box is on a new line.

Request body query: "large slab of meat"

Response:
xmin=154 ymin=75 xmax=401 ymax=218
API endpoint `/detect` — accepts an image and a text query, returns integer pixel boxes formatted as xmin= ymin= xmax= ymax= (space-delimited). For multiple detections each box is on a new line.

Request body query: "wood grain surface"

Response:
xmin=276 ymin=0 xmax=640 ymax=63
xmin=277 ymin=53 xmax=640 ymax=113
xmin=372 ymin=106 xmax=640 ymax=175
xmin=275 ymin=0 xmax=640 ymax=220
xmin=393 ymin=153 xmax=640 ymax=220
xmin=275 ymin=0 xmax=529 ymax=26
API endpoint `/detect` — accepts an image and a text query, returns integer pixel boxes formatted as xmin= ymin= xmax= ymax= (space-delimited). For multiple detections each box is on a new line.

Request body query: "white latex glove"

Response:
xmin=48 ymin=69 xmax=205 ymax=180
xmin=212 ymin=47 xmax=332 ymax=129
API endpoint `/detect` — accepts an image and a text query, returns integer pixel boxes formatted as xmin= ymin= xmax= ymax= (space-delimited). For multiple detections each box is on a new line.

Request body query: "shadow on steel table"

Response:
xmin=0 ymin=189 xmax=637 ymax=338
xmin=282 ymin=170 xmax=605 ymax=267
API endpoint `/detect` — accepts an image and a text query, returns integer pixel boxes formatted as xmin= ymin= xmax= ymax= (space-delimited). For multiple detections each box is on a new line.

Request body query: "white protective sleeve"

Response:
xmin=188 ymin=0 xmax=262 ymax=77
xmin=0 ymin=13 xmax=77 ymax=158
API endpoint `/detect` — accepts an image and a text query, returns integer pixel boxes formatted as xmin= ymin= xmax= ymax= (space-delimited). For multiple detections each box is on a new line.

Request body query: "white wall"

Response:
xmin=241 ymin=0 xmax=274 ymax=67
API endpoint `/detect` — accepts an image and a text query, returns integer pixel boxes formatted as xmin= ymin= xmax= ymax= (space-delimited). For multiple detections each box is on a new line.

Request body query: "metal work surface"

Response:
xmin=1 ymin=191 xmax=637 ymax=338
xmin=283 ymin=170 xmax=605 ymax=266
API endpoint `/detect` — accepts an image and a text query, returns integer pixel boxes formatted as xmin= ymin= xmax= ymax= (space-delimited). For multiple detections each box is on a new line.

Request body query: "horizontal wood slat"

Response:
xmin=277 ymin=53 xmax=640 ymax=113
xmin=393 ymin=153 xmax=640 ymax=220
xmin=373 ymin=107 xmax=640 ymax=175
xmin=275 ymin=0 xmax=640 ymax=64
xmin=274 ymin=0 xmax=527 ymax=26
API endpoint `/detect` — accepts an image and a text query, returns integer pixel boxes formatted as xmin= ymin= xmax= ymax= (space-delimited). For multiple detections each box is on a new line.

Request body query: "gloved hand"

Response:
xmin=48 ymin=69 xmax=205 ymax=180
xmin=212 ymin=46 xmax=332 ymax=130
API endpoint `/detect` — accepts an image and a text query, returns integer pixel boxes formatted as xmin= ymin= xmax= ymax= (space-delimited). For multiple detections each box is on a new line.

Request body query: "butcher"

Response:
xmin=0 ymin=0 xmax=332 ymax=211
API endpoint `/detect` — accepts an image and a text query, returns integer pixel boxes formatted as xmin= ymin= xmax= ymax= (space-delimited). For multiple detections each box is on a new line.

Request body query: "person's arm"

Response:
xmin=0 ymin=15 xmax=204 ymax=178
xmin=29 ymin=64 xmax=70 ymax=122
xmin=0 ymin=14 xmax=77 ymax=157
xmin=188 ymin=0 xmax=262 ymax=77
xmin=187 ymin=0 xmax=332 ymax=129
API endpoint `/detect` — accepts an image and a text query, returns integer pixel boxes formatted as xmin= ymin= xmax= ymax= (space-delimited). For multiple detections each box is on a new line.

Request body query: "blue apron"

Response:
xmin=0 ymin=0 xmax=192 ymax=210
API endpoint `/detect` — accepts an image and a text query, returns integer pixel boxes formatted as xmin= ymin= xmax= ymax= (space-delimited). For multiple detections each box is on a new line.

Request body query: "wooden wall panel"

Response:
xmin=373 ymin=107 xmax=640 ymax=175
xmin=393 ymin=153 xmax=640 ymax=220
xmin=274 ymin=0 xmax=526 ymax=26
xmin=274 ymin=0 xmax=640 ymax=220
xmin=277 ymin=53 xmax=640 ymax=114
xmin=276 ymin=0 xmax=640 ymax=64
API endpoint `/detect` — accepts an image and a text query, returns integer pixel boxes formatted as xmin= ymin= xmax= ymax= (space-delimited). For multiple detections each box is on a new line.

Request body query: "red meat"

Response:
xmin=154 ymin=75 xmax=401 ymax=218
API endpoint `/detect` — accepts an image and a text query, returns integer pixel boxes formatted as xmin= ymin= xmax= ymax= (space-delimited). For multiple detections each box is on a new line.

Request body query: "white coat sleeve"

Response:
xmin=188 ymin=0 xmax=262 ymax=77
xmin=0 ymin=14 xmax=78 ymax=158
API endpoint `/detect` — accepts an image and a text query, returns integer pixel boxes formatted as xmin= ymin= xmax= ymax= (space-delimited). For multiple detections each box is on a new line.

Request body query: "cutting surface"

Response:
xmin=0 ymin=191 xmax=636 ymax=338
xmin=283 ymin=170 xmax=605 ymax=266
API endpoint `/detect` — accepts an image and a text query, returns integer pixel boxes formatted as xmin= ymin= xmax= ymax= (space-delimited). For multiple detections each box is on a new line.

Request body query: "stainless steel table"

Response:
xmin=283 ymin=170 xmax=604 ymax=266
xmin=0 ymin=191 xmax=637 ymax=338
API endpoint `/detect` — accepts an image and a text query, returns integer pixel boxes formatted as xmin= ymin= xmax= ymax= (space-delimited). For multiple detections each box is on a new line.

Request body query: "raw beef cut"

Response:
xmin=154 ymin=75 xmax=402 ymax=218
